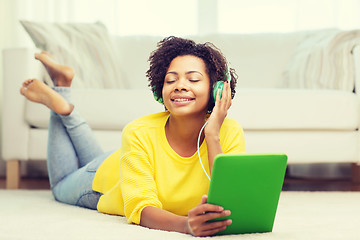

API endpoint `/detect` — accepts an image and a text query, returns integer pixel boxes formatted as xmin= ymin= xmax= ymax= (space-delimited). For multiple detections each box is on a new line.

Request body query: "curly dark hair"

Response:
xmin=146 ymin=36 xmax=237 ymax=113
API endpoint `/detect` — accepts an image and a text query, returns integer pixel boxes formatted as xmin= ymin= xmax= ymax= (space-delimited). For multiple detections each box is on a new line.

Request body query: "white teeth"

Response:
xmin=174 ymin=98 xmax=191 ymax=102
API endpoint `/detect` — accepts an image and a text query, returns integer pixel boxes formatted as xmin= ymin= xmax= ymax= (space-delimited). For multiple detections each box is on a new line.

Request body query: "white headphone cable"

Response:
xmin=197 ymin=121 xmax=211 ymax=181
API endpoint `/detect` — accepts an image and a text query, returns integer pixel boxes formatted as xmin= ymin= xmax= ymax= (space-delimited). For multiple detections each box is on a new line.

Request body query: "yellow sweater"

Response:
xmin=92 ymin=112 xmax=245 ymax=224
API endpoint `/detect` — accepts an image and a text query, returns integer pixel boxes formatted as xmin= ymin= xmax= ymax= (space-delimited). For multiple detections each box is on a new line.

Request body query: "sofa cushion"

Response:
xmin=244 ymin=130 xmax=358 ymax=164
xmin=283 ymin=29 xmax=360 ymax=91
xmin=20 ymin=20 xmax=125 ymax=88
xmin=28 ymin=129 xmax=123 ymax=160
xmin=229 ymin=88 xmax=359 ymax=130
xmin=25 ymin=88 xmax=359 ymax=131
xmin=25 ymin=89 xmax=164 ymax=130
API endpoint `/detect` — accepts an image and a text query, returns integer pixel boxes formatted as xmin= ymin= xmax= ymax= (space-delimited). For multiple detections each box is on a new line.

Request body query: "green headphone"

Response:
xmin=153 ymin=66 xmax=231 ymax=104
xmin=212 ymin=68 xmax=232 ymax=101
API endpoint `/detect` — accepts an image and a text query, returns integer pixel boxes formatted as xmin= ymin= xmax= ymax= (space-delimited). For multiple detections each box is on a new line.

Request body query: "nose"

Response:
xmin=174 ymin=78 xmax=188 ymax=92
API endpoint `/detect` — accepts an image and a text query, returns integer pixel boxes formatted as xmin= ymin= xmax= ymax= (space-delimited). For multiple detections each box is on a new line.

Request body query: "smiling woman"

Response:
xmin=15 ymin=34 xmax=246 ymax=236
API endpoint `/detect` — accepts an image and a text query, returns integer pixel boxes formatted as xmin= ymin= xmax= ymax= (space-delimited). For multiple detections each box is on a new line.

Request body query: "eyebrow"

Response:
xmin=166 ymin=71 xmax=203 ymax=76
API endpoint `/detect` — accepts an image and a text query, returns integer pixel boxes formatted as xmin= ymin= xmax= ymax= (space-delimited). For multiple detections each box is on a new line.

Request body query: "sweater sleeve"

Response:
xmin=119 ymin=125 xmax=162 ymax=224
xmin=221 ymin=118 xmax=246 ymax=154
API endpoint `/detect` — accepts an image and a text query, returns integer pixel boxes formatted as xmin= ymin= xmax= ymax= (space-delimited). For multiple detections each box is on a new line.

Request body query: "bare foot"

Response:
xmin=20 ymin=79 xmax=73 ymax=115
xmin=35 ymin=51 xmax=74 ymax=87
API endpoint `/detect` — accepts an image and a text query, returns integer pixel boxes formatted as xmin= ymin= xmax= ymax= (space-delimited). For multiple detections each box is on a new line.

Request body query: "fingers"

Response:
xmin=200 ymin=194 xmax=207 ymax=204
xmin=214 ymin=81 xmax=231 ymax=110
xmin=202 ymin=210 xmax=231 ymax=222
xmin=215 ymin=86 xmax=221 ymax=105
xmin=201 ymin=218 xmax=232 ymax=234
xmin=200 ymin=225 xmax=227 ymax=236
xmin=205 ymin=82 xmax=231 ymax=136
xmin=221 ymin=81 xmax=232 ymax=109
xmin=188 ymin=214 xmax=232 ymax=237
xmin=189 ymin=202 xmax=223 ymax=217
xmin=187 ymin=201 xmax=232 ymax=236
xmin=192 ymin=220 xmax=232 ymax=237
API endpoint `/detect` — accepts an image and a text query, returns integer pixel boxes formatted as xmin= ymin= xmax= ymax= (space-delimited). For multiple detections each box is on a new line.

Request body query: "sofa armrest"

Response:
xmin=1 ymin=48 xmax=41 ymax=161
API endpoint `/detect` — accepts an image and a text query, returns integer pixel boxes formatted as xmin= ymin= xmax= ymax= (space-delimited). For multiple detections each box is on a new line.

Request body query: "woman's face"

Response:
xmin=162 ymin=55 xmax=210 ymax=118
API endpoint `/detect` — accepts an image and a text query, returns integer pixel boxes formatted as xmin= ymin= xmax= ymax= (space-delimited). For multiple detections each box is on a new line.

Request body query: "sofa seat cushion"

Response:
xmin=229 ymin=88 xmax=359 ymax=130
xmin=25 ymin=89 xmax=164 ymax=130
xmin=25 ymin=88 xmax=358 ymax=131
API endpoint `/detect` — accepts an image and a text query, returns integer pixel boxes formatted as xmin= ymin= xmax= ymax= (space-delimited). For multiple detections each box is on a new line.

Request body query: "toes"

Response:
xmin=22 ymin=80 xmax=29 ymax=87
xmin=20 ymin=86 xmax=27 ymax=96
xmin=34 ymin=52 xmax=41 ymax=60
xmin=23 ymin=79 xmax=34 ymax=87
xmin=42 ymin=51 xmax=53 ymax=58
xmin=34 ymin=52 xmax=47 ymax=62
xmin=35 ymin=51 xmax=55 ymax=62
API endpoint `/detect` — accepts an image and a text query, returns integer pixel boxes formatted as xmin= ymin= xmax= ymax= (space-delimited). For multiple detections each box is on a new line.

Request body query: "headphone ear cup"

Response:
xmin=213 ymin=81 xmax=224 ymax=101
xmin=153 ymin=91 xmax=164 ymax=104
xmin=152 ymin=86 xmax=164 ymax=104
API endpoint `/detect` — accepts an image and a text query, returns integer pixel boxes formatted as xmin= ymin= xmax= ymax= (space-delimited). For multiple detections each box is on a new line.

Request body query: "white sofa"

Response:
xmin=3 ymin=30 xmax=360 ymax=189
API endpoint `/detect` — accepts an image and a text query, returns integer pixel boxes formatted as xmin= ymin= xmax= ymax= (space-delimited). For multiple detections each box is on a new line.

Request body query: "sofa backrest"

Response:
xmin=112 ymin=32 xmax=304 ymax=89
xmin=113 ymin=35 xmax=162 ymax=89
xmin=192 ymin=33 xmax=304 ymax=89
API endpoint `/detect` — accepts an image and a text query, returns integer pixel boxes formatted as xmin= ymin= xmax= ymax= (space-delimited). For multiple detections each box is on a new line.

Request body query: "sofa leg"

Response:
xmin=351 ymin=163 xmax=360 ymax=183
xmin=6 ymin=160 xmax=21 ymax=189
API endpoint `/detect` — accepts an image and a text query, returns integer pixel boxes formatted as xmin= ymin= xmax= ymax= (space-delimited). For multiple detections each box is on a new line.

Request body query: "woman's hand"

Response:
xmin=204 ymin=81 xmax=232 ymax=173
xmin=204 ymin=81 xmax=232 ymax=137
xmin=186 ymin=195 xmax=232 ymax=237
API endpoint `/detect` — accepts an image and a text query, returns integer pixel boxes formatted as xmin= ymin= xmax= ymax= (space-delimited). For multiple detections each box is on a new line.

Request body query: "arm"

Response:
xmin=140 ymin=195 xmax=232 ymax=237
xmin=205 ymin=81 xmax=232 ymax=172
xmin=122 ymin=149 xmax=232 ymax=236
xmin=140 ymin=206 xmax=188 ymax=234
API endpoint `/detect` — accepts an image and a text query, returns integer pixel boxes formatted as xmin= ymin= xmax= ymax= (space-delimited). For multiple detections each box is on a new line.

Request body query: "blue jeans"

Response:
xmin=47 ymin=87 xmax=114 ymax=209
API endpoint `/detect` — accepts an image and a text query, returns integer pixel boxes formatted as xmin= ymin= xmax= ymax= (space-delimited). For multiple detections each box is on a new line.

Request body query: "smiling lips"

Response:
xmin=171 ymin=96 xmax=195 ymax=101
xmin=171 ymin=96 xmax=195 ymax=104
xmin=172 ymin=98 xmax=194 ymax=102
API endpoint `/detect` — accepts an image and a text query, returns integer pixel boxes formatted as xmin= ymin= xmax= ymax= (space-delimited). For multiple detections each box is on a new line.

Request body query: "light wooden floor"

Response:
xmin=1 ymin=177 xmax=360 ymax=191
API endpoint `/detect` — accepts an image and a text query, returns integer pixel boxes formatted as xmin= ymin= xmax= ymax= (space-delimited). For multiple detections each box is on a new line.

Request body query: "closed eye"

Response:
xmin=189 ymin=79 xmax=200 ymax=82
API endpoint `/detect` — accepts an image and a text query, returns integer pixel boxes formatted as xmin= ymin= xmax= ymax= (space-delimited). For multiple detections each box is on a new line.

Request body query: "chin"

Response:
xmin=169 ymin=109 xmax=208 ymax=118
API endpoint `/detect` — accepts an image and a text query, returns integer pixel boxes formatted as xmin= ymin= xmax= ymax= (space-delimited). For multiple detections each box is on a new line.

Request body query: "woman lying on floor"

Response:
xmin=19 ymin=36 xmax=245 ymax=237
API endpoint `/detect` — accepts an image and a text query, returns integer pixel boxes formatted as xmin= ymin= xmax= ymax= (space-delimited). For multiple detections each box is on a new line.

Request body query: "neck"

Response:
xmin=165 ymin=113 xmax=207 ymax=157
xmin=168 ymin=114 xmax=206 ymax=139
